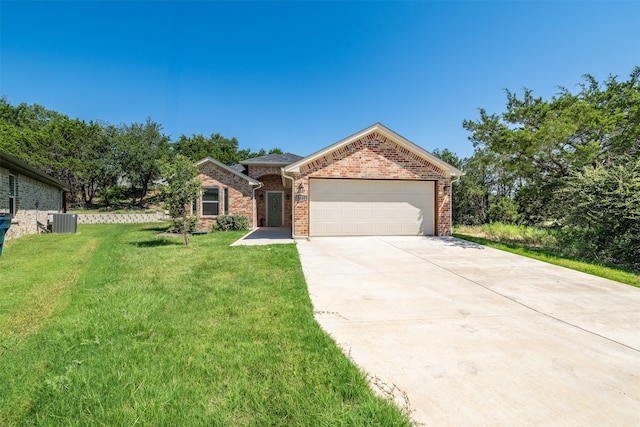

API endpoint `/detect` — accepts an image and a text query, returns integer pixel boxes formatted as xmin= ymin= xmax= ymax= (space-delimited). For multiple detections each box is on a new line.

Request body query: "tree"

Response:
xmin=162 ymin=156 xmax=202 ymax=246
xmin=463 ymin=67 xmax=640 ymax=225
xmin=115 ymin=118 xmax=171 ymax=205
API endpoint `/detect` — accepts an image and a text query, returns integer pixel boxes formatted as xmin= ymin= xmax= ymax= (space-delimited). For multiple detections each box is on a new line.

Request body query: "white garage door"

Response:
xmin=309 ymin=179 xmax=435 ymax=236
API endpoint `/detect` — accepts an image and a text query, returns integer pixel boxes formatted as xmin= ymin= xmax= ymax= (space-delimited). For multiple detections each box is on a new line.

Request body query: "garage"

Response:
xmin=309 ymin=178 xmax=435 ymax=236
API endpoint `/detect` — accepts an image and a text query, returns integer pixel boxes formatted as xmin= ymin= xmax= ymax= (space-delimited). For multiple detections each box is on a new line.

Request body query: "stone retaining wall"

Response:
xmin=77 ymin=212 xmax=169 ymax=224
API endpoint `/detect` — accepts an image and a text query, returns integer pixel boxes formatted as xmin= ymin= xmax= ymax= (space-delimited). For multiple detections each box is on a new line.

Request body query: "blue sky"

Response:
xmin=1 ymin=1 xmax=638 ymax=159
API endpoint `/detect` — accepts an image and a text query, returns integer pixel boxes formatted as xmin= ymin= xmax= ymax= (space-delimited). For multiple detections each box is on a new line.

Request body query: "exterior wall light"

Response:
xmin=297 ymin=183 xmax=305 ymax=194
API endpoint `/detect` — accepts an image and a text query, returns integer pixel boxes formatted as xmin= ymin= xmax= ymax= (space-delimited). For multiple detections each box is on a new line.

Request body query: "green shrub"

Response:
xmin=557 ymin=156 xmax=640 ymax=271
xmin=488 ymin=197 xmax=521 ymax=224
xmin=214 ymin=215 xmax=249 ymax=231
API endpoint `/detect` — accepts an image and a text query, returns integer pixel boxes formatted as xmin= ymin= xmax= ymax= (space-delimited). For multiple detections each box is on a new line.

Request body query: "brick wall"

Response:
xmin=197 ymin=162 xmax=255 ymax=230
xmin=246 ymin=165 xmax=282 ymax=180
xmin=1 ymin=167 xmax=64 ymax=240
xmin=292 ymin=132 xmax=452 ymax=236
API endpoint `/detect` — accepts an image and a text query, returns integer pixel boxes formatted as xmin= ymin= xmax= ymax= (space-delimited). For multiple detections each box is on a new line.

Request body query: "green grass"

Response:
xmin=454 ymin=225 xmax=639 ymax=288
xmin=0 ymin=224 xmax=411 ymax=426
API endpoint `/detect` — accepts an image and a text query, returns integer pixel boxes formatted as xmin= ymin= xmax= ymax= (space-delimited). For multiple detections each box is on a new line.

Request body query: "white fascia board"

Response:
xmin=195 ymin=157 xmax=262 ymax=185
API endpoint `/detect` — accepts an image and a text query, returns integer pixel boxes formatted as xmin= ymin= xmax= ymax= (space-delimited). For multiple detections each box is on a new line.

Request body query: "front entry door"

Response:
xmin=267 ymin=192 xmax=283 ymax=227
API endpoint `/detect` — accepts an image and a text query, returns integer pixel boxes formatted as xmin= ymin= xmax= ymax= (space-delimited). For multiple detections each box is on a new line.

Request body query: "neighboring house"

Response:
xmin=0 ymin=152 xmax=69 ymax=240
xmin=195 ymin=123 xmax=463 ymax=237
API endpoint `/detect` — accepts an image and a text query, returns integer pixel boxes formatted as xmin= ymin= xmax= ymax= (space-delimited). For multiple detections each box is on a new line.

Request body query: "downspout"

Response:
xmin=281 ymin=171 xmax=298 ymax=239
xmin=251 ymin=183 xmax=263 ymax=229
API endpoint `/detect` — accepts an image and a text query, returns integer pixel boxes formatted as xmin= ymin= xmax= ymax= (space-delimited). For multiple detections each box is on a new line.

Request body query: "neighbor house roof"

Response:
xmin=282 ymin=123 xmax=464 ymax=177
xmin=0 ymin=151 xmax=70 ymax=191
xmin=240 ymin=152 xmax=303 ymax=166
xmin=196 ymin=157 xmax=262 ymax=185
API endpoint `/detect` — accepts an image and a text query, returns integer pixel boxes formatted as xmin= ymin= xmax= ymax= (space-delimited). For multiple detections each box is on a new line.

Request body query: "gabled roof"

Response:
xmin=195 ymin=157 xmax=262 ymax=185
xmin=0 ymin=151 xmax=70 ymax=191
xmin=240 ymin=152 xmax=303 ymax=166
xmin=282 ymin=123 xmax=464 ymax=177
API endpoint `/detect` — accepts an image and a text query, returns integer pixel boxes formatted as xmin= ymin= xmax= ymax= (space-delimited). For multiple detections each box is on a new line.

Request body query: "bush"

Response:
xmin=557 ymin=156 xmax=640 ymax=271
xmin=488 ymin=197 xmax=521 ymax=224
xmin=214 ymin=215 xmax=249 ymax=231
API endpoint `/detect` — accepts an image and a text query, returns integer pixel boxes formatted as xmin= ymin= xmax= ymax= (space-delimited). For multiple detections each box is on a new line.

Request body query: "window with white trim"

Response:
xmin=9 ymin=174 xmax=16 ymax=215
xmin=202 ymin=187 xmax=219 ymax=216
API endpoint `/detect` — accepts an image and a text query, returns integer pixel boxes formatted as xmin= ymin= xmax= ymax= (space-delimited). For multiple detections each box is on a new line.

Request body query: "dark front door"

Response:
xmin=267 ymin=192 xmax=283 ymax=227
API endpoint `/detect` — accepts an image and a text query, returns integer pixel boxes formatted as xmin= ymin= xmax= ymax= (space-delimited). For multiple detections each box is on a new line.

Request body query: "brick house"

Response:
xmin=195 ymin=123 xmax=463 ymax=237
xmin=0 ymin=151 xmax=69 ymax=240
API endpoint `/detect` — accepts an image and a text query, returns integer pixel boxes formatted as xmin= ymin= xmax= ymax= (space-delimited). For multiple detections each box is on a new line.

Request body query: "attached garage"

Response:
xmin=309 ymin=178 xmax=435 ymax=236
xmin=282 ymin=123 xmax=464 ymax=237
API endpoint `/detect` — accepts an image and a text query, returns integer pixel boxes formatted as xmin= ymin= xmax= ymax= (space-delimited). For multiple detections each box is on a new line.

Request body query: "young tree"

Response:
xmin=162 ymin=156 xmax=201 ymax=246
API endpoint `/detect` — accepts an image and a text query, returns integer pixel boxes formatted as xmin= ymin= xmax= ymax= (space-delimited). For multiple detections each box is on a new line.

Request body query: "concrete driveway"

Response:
xmin=296 ymin=236 xmax=640 ymax=426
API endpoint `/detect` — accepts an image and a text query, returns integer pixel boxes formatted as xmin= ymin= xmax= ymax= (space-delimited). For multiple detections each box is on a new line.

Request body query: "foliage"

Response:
xmin=0 ymin=98 xmax=285 ymax=208
xmin=161 ymin=155 xmax=202 ymax=245
xmin=0 ymin=224 xmax=411 ymax=426
xmin=172 ymin=134 xmax=284 ymax=164
xmin=213 ymin=215 xmax=250 ymax=231
xmin=557 ymin=156 xmax=640 ymax=270
xmin=114 ymin=118 xmax=172 ymax=205
xmin=168 ymin=216 xmax=199 ymax=234
xmin=458 ymin=68 xmax=639 ymax=269
xmin=488 ymin=197 xmax=521 ymax=224
xmin=462 ymin=67 xmax=639 ymax=225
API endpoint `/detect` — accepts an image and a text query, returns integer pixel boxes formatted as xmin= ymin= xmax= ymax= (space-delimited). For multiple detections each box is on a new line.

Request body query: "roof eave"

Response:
xmin=0 ymin=152 xmax=70 ymax=191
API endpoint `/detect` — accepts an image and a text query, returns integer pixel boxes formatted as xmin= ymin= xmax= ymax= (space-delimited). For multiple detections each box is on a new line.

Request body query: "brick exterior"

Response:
xmin=1 ymin=167 xmax=65 ymax=240
xmin=291 ymin=131 xmax=452 ymax=237
xmin=196 ymin=161 xmax=255 ymax=230
xmin=246 ymin=165 xmax=282 ymax=180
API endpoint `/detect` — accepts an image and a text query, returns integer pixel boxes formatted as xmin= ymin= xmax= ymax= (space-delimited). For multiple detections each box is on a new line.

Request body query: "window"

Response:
xmin=191 ymin=198 xmax=197 ymax=216
xmin=202 ymin=187 xmax=219 ymax=216
xmin=9 ymin=174 xmax=16 ymax=215
xmin=224 ymin=187 xmax=229 ymax=215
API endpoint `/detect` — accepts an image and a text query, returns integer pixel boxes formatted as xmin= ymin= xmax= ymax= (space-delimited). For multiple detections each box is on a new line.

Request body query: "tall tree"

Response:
xmin=463 ymin=67 xmax=640 ymax=225
xmin=116 ymin=118 xmax=171 ymax=205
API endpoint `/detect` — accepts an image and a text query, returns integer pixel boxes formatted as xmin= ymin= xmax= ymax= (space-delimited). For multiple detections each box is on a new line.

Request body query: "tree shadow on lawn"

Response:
xmin=133 ymin=238 xmax=183 ymax=248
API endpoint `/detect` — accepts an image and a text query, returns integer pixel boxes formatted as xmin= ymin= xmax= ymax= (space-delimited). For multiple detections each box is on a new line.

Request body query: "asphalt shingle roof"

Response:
xmin=240 ymin=152 xmax=303 ymax=165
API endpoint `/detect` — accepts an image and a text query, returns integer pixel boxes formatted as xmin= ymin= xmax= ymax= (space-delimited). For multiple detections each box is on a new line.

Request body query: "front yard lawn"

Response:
xmin=0 ymin=224 xmax=411 ymax=426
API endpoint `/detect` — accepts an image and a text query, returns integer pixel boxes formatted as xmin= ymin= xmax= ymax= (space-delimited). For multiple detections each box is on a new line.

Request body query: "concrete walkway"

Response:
xmin=230 ymin=227 xmax=294 ymax=246
xmin=297 ymin=236 xmax=640 ymax=426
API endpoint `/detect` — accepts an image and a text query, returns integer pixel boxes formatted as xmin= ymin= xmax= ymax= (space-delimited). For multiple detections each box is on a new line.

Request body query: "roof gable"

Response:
xmin=195 ymin=157 xmax=261 ymax=185
xmin=283 ymin=123 xmax=464 ymax=177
